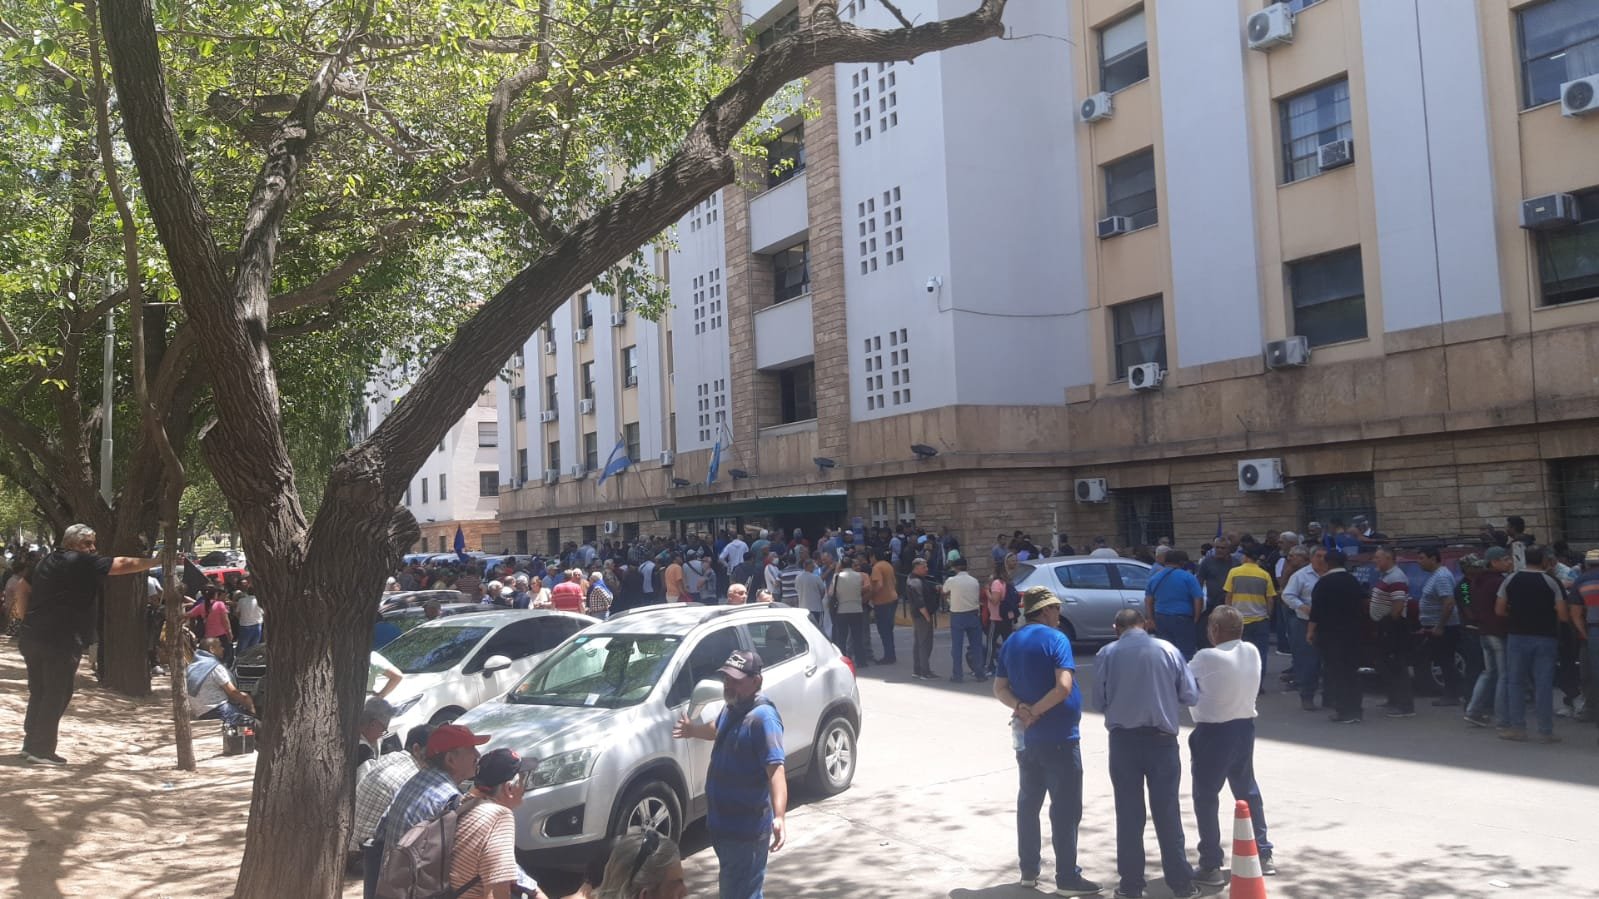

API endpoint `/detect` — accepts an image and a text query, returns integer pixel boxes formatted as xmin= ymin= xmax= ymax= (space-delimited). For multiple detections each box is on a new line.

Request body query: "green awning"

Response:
xmin=656 ymin=492 xmax=847 ymax=522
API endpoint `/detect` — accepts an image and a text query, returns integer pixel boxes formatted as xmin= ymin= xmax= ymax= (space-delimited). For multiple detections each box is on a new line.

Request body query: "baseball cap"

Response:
xmin=1484 ymin=546 xmax=1509 ymax=562
xmin=1022 ymin=586 xmax=1062 ymax=616
xmin=426 ymin=723 xmax=491 ymax=756
xmin=717 ymin=649 xmax=764 ymax=680
xmin=1585 ymin=548 xmax=1599 ymax=565
xmin=473 ymin=747 xmax=522 ymax=789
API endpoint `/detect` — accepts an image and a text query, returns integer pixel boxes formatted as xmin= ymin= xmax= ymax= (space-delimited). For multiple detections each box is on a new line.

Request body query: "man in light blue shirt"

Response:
xmin=1094 ymin=609 xmax=1199 ymax=898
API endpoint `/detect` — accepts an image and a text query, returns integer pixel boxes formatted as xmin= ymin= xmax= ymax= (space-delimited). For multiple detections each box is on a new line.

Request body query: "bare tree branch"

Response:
xmin=875 ymin=0 xmax=915 ymax=29
xmin=268 ymin=217 xmax=419 ymax=316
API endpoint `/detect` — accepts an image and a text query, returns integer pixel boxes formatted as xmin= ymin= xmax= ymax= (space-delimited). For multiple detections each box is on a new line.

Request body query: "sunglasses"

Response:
xmin=628 ymin=829 xmax=662 ymax=884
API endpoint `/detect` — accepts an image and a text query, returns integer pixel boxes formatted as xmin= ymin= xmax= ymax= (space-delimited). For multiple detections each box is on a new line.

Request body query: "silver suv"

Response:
xmin=454 ymin=602 xmax=861 ymax=868
xmin=1012 ymin=556 xmax=1154 ymax=643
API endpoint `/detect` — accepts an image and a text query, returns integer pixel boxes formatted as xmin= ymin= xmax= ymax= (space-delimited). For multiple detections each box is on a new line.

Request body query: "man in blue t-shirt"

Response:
xmin=673 ymin=649 xmax=786 ymax=898
xmin=994 ymin=587 xmax=1102 ymax=896
xmin=1145 ymin=550 xmax=1206 ymax=659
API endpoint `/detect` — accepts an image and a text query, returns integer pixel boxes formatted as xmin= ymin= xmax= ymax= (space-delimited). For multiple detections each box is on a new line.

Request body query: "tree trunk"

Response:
xmin=100 ymin=572 xmax=151 ymax=696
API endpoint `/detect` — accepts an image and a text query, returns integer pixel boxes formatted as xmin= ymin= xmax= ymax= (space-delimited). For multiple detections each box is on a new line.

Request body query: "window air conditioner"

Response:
xmin=1126 ymin=363 xmax=1164 ymax=391
xmin=1246 ymin=4 xmax=1294 ymax=51
xmin=543 ymin=341 xmax=557 ymax=356
xmin=1520 ymin=193 xmax=1581 ymax=231
xmin=1096 ymin=216 xmax=1131 ymax=240
xmin=539 ymin=409 xmax=558 ymax=423
xmin=579 ymin=398 xmax=595 ymax=415
xmin=1316 ymin=139 xmax=1353 ymax=171
xmin=659 ymin=451 xmax=675 ymax=467
xmin=1074 ymin=478 xmax=1109 ymax=504
xmin=1265 ymin=336 xmax=1311 ymax=369
xmin=574 ymin=328 xmax=589 ymax=344
xmin=610 ymin=311 xmax=627 ymax=327
xmin=1079 ymin=92 xmax=1113 ymax=123
xmin=1237 ymin=458 xmax=1285 ymax=492
xmin=543 ymin=468 xmax=559 ymax=485
xmin=602 ymin=520 xmax=619 ymax=535
xmin=570 ymin=464 xmax=588 ymax=479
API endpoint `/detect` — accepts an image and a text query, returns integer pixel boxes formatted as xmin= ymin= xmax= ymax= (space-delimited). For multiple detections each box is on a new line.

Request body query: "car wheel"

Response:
xmin=807 ymin=715 xmax=857 ymax=796
xmin=611 ymin=780 xmax=683 ymax=842
xmin=428 ymin=706 xmax=464 ymax=726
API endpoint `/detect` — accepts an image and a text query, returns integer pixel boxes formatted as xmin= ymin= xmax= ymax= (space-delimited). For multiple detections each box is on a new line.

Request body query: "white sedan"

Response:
xmin=376 ymin=609 xmax=595 ymax=740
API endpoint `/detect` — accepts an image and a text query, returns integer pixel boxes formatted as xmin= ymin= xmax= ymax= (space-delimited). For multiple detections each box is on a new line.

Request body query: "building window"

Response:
xmin=516 ymin=449 xmax=529 ymax=484
xmin=477 ymin=421 xmax=498 ymax=447
xmin=778 ymin=363 xmax=816 ymax=424
xmin=1098 ymin=8 xmax=1148 ymax=93
xmin=512 ymin=385 xmax=526 ymax=421
xmin=438 ymin=440 xmax=445 ymax=453
xmin=1117 ymin=487 xmax=1173 ymax=550
xmin=772 ymin=243 xmax=810 ymax=304
xmin=579 ymin=291 xmax=594 ymax=329
xmin=624 ymin=422 xmax=641 ymax=461
xmin=868 ymin=498 xmax=889 ymax=529
xmin=420 ymin=478 xmax=428 ymax=503
xmin=755 ymin=5 xmax=800 ymax=51
xmin=622 ymin=345 xmax=639 ymax=387
xmin=765 ymin=123 xmax=806 ymax=188
xmin=545 ymin=375 xmax=559 ymax=411
xmin=856 ymin=187 xmax=904 ymax=276
xmin=1112 ymin=295 xmax=1167 ymax=376
xmin=438 ymin=473 xmax=447 ymax=501
xmin=547 ymin=527 xmax=561 ymax=555
xmin=479 ymin=470 xmax=500 ymax=496
xmin=1519 ymin=0 xmax=1599 ymax=109
xmin=583 ymin=432 xmax=599 ymax=471
xmin=515 ymin=529 xmax=529 ymax=554
xmin=1298 ymin=475 xmax=1376 ymax=534
xmin=1279 ymin=79 xmax=1352 ymax=184
xmin=848 ymin=63 xmax=899 ymax=145
xmin=691 ymin=267 xmax=723 ymax=335
xmin=547 ymin=440 xmax=560 ymax=474
xmin=696 ymin=378 xmax=728 ymax=444
xmin=1104 ymin=149 xmax=1158 ymax=230
xmin=895 ymin=497 xmax=916 ymax=525
xmin=1289 ymin=247 xmax=1367 ymax=347
xmin=581 ymin=361 xmax=595 ymax=401
xmin=1554 ymin=457 xmax=1599 ymax=542
xmin=1535 ymin=187 xmax=1599 ymax=306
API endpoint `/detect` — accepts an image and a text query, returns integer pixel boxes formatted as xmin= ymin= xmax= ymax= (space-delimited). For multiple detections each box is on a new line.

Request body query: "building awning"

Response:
xmin=656 ymin=491 xmax=847 ymax=522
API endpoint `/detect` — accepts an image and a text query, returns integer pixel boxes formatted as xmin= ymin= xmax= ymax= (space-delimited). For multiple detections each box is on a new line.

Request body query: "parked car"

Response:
xmin=454 ymin=602 xmax=861 ymax=868
xmin=1011 ymin=556 xmax=1154 ymax=643
xmin=379 ymin=589 xmax=468 ymax=615
xmin=379 ymin=609 xmax=595 ymax=738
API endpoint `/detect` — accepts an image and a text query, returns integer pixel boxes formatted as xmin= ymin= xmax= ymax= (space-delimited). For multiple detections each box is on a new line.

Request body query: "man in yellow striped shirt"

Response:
xmin=1223 ymin=545 xmax=1278 ymax=687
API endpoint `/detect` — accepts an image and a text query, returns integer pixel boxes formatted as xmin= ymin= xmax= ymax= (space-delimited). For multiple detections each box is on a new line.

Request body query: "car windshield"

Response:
xmin=380 ymin=625 xmax=493 ymax=673
xmin=509 ymin=633 xmax=681 ymax=708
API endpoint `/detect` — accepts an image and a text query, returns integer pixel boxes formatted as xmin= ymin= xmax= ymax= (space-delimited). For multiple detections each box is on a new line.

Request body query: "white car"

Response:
xmin=455 ymin=603 xmax=861 ymax=869
xmin=377 ymin=609 xmax=595 ymax=740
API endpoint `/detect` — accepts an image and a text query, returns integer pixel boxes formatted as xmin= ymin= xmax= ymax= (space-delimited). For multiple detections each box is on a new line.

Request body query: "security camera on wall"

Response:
xmin=925 ymin=275 xmax=942 ymax=293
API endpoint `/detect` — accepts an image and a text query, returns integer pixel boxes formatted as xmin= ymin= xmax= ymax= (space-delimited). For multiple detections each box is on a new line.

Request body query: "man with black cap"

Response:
xmin=352 ymin=724 xmax=433 ymax=898
xmin=673 ymin=649 xmax=786 ymax=898
xmin=377 ymin=723 xmax=490 ymax=867
xmin=993 ymin=586 xmax=1101 ymax=896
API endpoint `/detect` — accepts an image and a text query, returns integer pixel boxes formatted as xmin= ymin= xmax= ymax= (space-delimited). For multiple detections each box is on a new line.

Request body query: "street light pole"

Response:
xmin=100 ymin=287 xmax=114 ymax=503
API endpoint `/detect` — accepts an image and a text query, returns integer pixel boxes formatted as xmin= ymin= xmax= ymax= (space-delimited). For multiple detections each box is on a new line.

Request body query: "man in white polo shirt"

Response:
xmin=1187 ymin=605 xmax=1274 ymax=885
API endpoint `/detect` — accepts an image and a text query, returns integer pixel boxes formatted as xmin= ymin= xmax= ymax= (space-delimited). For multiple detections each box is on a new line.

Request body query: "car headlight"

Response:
xmin=520 ymin=747 xmax=598 ymax=789
xmin=391 ymin=695 xmax=423 ymax=716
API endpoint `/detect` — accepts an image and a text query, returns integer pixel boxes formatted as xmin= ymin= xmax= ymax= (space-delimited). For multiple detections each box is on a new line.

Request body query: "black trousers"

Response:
xmin=20 ymin=630 xmax=82 ymax=757
xmin=1377 ymin=616 xmax=1414 ymax=712
xmin=1319 ymin=637 xmax=1363 ymax=721
xmin=1425 ymin=626 xmax=1463 ymax=701
xmin=833 ymin=612 xmax=868 ymax=665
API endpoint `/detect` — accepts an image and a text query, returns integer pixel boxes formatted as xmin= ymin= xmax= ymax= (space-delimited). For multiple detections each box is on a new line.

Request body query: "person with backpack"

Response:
xmin=375 ymin=724 xmax=490 ymax=897
xmin=449 ymin=747 xmax=547 ymax=899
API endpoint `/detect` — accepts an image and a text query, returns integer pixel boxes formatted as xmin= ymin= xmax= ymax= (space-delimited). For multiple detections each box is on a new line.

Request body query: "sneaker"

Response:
xmin=1260 ymin=855 xmax=1277 ymax=876
xmin=1329 ymin=715 xmax=1363 ymax=724
xmin=1431 ymin=697 xmax=1459 ymax=707
xmin=20 ymin=751 xmax=65 ymax=766
xmin=1464 ymin=713 xmax=1492 ymax=728
xmin=1301 ymin=698 xmax=1319 ymax=712
xmin=1053 ymin=875 xmax=1102 ymax=896
xmin=1385 ymin=709 xmax=1417 ymax=719
xmin=1170 ymin=886 xmax=1202 ymax=898
xmin=1537 ymin=733 xmax=1563 ymax=744
xmin=923 ymin=673 xmax=942 ymax=680
xmin=1018 ymin=876 xmax=1038 ymax=888
xmin=1194 ymin=866 xmax=1227 ymax=886
xmin=1112 ymin=889 xmax=1143 ymax=899
xmin=1497 ymin=728 xmax=1528 ymax=742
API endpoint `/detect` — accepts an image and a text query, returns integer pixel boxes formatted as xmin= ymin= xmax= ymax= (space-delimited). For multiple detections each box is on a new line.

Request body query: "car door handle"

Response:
xmin=804 ymin=665 xmax=818 ymax=677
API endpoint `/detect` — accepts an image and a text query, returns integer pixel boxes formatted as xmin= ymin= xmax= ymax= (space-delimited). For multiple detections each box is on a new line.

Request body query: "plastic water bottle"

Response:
xmin=1010 ymin=716 xmax=1026 ymax=752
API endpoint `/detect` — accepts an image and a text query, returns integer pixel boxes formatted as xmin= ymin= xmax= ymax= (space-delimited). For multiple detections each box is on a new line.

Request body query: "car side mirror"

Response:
xmin=482 ymin=654 xmax=513 ymax=676
xmin=688 ymin=677 xmax=724 ymax=720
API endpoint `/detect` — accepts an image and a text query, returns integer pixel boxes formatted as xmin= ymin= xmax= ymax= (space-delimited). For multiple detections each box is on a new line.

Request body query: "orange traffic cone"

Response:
xmin=1228 ymin=799 xmax=1267 ymax=898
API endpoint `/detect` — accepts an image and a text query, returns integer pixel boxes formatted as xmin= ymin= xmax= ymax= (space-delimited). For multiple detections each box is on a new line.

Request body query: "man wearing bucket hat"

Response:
xmin=993 ymin=586 xmax=1102 ymax=896
xmin=672 ymin=649 xmax=787 ymax=898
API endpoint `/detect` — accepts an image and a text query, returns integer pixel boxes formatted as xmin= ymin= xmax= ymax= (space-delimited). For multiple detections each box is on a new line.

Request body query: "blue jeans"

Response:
xmin=1190 ymin=719 xmax=1271 ymax=869
xmin=1016 ymin=739 xmax=1083 ymax=885
xmin=1154 ymin=613 xmax=1197 ymax=660
xmin=713 ymin=835 xmax=770 ymax=899
xmin=1108 ymin=728 xmax=1192 ymax=894
xmin=1242 ymin=619 xmax=1270 ymax=682
xmin=1289 ymin=615 xmax=1320 ymax=701
xmin=873 ymin=603 xmax=897 ymax=662
xmin=1506 ymin=634 xmax=1558 ymax=735
xmin=236 ymin=623 xmax=263 ymax=651
xmin=1467 ymin=635 xmax=1507 ymax=724
xmin=196 ymin=700 xmax=254 ymax=727
xmin=949 ymin=611 xmax=985 ymax=681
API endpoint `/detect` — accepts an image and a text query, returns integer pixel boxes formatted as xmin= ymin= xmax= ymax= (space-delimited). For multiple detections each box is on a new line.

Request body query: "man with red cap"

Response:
xmin=376 ymin=723 xmax=490 ymax=868
xmin=673 ymin=649 xmax=787 ymax=898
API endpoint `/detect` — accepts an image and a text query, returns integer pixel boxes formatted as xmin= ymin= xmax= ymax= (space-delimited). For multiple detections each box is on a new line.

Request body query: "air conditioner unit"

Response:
xmin=570 ymin=464 xmax=588 ymax=479
xmin=1520 ymin=192 xmax=1581 ymax=231
xmin=579 ymin=398 xmax=595 ymax=415
xmin=610 ymin=311 xmax=627 ymax=328
xmin=543 ymin=340 xmax=557 ymax=356
xmin=1237 ymin=458 xmax=1284 ymax=492
xmin=1265 ymin=336 xmax=1311 ymax=369
xmin=1316 ymin=139 xmax=1354 ymax=171
xmin=1096 ymin=216 xmax=1131 ymax=240
xmin=624 ymin=373 xmax=639 ymax=388
xmin=574 ymin=328 xmax=589 ymax=344
xmin=1079 ymin=92 xmax=1113 ymax=124
xmin=659 ymin=451 xmax=675 ymax=467
xmin=1561 ymin=74 xmax=1599 ymax=117
xmin=1127 ymin=362 xmax=1164 ymax=391
xmin=602 ymin=520 xmax=619 ymax=535
xmin=543 ymin=468 xmax=559 ymax=485
xmin=539 ymin=409 xmax=558 ymax=423
xmin=1074 ymin=478 xmax=1109 ymax=504
xmin=1246 ymin=4 xmax=1294 ymax=51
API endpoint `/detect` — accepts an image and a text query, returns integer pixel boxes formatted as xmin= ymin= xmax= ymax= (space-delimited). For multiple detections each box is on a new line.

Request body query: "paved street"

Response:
xmin=675 ymin=627 xmax=1599 ymax=899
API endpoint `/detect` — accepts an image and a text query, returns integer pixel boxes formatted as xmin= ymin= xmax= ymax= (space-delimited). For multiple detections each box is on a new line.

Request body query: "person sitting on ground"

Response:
xmin=351 ymin=725 xmax=433 ymax=898
xmin=355 ymin=696 xmax=399 ymax=770
xmin=186 ymin=636 xmax=256 ymax=726
xmin=594 ymin=831 xmax=688 ymax=899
